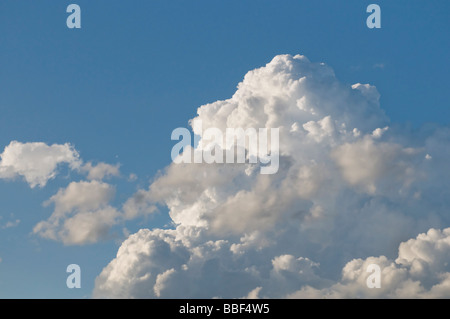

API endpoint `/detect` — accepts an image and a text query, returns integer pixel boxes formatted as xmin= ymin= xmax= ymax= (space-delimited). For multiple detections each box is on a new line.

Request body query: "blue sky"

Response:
xmin=0 ymin=0 xmax=449 ymax=298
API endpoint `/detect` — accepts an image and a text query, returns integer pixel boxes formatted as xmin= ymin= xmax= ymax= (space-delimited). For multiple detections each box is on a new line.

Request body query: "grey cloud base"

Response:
xmin=93 ymin=54 xmax=450 ymax=298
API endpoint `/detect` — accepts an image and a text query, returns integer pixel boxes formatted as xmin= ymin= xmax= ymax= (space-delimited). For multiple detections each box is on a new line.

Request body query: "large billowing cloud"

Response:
xmin=94 ymin=227 xmax=450 ymax=298
xmin=289 ymin=228 xmax=450 ymax=298
xmin=89 ymin=54 xmax=450 ymax=298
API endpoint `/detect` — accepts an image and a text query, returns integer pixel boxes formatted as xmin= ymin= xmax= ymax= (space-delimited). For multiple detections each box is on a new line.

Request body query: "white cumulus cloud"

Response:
xmin=88 ymin=54 xmax=450 ymax=298
xmin=289 ymin=228 xmax=450 ymax=298
xmin=33 ymin=180 xmax=121 ymax=245
xmin=0 ymin=141 xmax=81 ymax=188
xmin=81 ymin=162 xmax=121 ymax=181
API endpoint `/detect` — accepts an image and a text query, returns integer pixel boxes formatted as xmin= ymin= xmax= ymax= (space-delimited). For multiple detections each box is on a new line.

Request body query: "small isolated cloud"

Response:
xmin=373 ymin=63 xmax=386 ymax=69
xmin=33 ymin=180 xmax=121 ymax=245
xmin=0 ymin=141 xmax=81 ymax=188
xmin=33 ymin=177 xmax=156 ymax=245
xmin=0 ymin=141 xmax=123 ymax=188
xmin=128 ymin=173 xmax=138 ymax=182
xmin=81 ymin=162 xmax=120 ymax=181
xmin=2 ymin=219 xmax=20 ymax=229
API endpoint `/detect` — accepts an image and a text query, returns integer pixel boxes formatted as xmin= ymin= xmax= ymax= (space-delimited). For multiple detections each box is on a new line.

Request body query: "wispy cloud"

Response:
xmin=373 ymin=62 xmax=386 ymax=69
